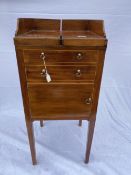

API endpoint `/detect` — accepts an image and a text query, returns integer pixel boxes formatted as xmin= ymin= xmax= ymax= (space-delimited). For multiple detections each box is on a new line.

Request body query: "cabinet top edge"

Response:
xmin=15 ymin=18 xmax=107 ymax=37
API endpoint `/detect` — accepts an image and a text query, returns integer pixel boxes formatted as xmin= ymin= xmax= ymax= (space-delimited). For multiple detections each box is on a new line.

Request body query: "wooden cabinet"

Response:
xmin=14 ymin=18 xmax=107 ymax=165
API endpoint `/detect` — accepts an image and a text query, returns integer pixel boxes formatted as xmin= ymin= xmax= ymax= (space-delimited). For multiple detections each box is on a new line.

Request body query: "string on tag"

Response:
xmin=41 ymin=53 xmax=51 ymax=83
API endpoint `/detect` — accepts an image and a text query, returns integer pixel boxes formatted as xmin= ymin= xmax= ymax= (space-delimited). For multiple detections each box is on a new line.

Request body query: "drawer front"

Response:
xmin=28 ymin=84 xmax=94 ymax=119
xmin=26 ymin=65 xmax=97 ymax=83
xmin=23 ymin=49 xmax=98 ymax=65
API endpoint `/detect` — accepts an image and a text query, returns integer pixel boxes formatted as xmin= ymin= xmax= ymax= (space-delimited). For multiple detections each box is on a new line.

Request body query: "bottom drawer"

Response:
xmin=28 ymin=84 xmax=94 ymax=120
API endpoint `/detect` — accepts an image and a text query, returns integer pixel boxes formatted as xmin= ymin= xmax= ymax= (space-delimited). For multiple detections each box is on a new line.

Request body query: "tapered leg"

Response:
xmin=78 ymin=120 xmax=82 ymax=126
xmin=26 ymin=120 xmax=37 ymax=165
xmin=85 ymin=120 xmax=96 ymax=163
xmin=40 ymin=120 xmax=44 ymax=127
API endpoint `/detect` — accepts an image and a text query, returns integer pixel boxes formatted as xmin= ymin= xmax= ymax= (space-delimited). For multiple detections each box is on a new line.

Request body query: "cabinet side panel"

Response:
xmin=15 ymin=47 xmax=31 ymax=121
xmin=91 ymin=48 xmax=106 ymax=120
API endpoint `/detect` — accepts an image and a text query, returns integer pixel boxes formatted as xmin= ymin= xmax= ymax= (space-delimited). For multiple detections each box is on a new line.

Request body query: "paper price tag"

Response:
xmin=46 ymin=72 xmax=51 ymax=83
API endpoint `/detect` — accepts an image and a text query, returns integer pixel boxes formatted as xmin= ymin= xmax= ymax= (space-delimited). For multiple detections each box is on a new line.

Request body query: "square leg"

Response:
xmin=40 ymin=120 xmax=44 ymax=127
xmin=85 ymin=120 xmax=96 ymax=163
xmin=26 ymin=120 xmax=37 ymax=165
xmin=78 ymin=120 xmax=82 ymax=126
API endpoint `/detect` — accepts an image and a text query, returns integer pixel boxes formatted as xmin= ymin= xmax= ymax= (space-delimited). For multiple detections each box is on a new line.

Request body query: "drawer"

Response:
xmin=23 ymin=49 xmax=98 ymax=65
xmin=26 ymin=65 xmax=97 ymax=83
xmin=28 ymin=84 xmax=94 ymax=120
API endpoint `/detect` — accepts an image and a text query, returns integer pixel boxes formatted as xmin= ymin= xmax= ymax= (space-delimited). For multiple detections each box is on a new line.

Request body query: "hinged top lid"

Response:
xmin=62 ymin=20 xmax=107 ymax=46
xmin=14 ymin=18 xmax=61 ymax=46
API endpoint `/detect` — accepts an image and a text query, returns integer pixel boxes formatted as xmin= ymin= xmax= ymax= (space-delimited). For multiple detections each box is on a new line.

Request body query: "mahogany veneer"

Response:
xmin=14 ymin=18 xmax=107 ymax=165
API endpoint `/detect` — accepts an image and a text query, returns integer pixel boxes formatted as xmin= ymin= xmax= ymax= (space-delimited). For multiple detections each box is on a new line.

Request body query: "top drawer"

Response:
xmin=23 ymin=49 xmax=98 ymax=65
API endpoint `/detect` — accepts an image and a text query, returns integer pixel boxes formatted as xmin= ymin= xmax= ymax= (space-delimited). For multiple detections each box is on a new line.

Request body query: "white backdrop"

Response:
xmin=0 ymin=1 xmax=131 ymax=175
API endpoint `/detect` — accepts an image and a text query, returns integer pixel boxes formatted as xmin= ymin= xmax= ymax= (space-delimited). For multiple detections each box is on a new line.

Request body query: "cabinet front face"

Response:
xmin=27 ymin=84 xmax=94 ymax=120
xmin=21 ymin=47 xmax=105 ymax=121
xmin=23 ymin=47 xmax=97 ymax=121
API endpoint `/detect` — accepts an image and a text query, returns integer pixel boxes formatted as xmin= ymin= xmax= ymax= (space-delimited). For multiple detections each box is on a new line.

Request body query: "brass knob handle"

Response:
xmin=76 ymin=53 xmax=83 ymax=60
xmin=40 ymin=69 xmax=46 ymax=77
xmin=75 ymin=69 xmax=81 ymax=77
xmin=40 ymin=52 xmax=45 ymax=60
xmin=85 ymin=97 xmax=92 ymax=105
